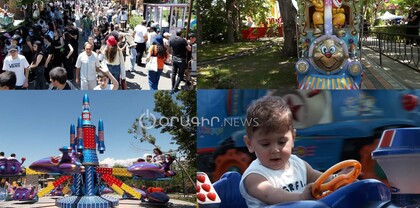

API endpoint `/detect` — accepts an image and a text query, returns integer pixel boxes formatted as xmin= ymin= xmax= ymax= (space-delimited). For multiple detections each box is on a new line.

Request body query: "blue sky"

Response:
xmin=0 ymin=91 xmax=181 ymax=167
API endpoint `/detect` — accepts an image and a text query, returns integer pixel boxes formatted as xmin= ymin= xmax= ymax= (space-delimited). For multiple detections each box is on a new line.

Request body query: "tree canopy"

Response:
xmin=198 ymin=0 xmax=272 ymax=43
xmin=197 ymin=0 xmax=297 ymax=56
xmin=128 ymin=91 xmax=197 ymax=167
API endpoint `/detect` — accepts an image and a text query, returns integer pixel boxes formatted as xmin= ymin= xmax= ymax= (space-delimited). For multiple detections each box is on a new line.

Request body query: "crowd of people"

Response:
xmin=0 ymin=0 xmax=196 ymax=91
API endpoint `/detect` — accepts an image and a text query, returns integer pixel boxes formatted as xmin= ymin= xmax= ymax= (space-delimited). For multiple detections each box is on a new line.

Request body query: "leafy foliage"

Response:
xmin=128 ymin=14 xmax=143 ymax=30
xmin=198 ymin=0 xmax=273 ymax=43
xmin=128 ymin=91 xmax=197 ymax=167
xmin=362 ymin=0 xmax=420 ymax=25
xmin=198 ymin=0 xmax=227 ymax=43
xmin=240 ymin=0 xmax=272 ymax=26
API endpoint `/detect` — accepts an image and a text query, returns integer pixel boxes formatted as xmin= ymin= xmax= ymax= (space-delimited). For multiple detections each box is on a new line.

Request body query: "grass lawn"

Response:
xmin=197 ymin=41 xmax=297 ymax=89
xmin=198 ymin=40 xmax=271 ymax=61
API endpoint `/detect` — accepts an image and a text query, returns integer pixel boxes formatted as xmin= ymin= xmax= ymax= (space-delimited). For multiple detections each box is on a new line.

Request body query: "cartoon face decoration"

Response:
xmin=312 ymin=38 xmax=346 ymax=72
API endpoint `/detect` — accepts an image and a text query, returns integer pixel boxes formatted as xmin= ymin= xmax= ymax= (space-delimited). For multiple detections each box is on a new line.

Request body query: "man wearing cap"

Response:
xmin=133 ymin=20 xmax=148 ymax=66
xmin=2 ymin=45 xmax=30 ymax=89
xmin=75 ymin=43 xmax=101 ymax=90
xmin=169 ymin=30 xmax=191 ymax=93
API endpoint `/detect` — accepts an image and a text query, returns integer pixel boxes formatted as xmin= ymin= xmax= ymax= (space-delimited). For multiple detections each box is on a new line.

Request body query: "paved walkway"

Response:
xmin=361 ymin=46 xmax=420 ymax=89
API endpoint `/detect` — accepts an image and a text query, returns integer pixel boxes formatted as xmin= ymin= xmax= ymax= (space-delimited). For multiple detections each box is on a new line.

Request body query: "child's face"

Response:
xmin=244 ymin=129 xmax=295 ymax=170
xmin=97 ymin=77 xmax=108 ymax=88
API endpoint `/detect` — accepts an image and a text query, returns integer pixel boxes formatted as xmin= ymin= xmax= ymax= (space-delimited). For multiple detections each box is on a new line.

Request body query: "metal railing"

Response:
xmin=362 ymin=27 xmax=420 ymax=71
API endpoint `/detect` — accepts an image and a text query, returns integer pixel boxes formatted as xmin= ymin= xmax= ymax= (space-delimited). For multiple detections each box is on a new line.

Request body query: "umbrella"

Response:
xmin=378 ymin=11 xmax=404 ymax=20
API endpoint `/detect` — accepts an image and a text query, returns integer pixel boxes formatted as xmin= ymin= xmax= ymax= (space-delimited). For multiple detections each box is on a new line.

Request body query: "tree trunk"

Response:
xmin=232 ymin=1 xmax=240 ymax=41
xmin=196 ymin=2 xmax=203 ymax=48
xmin=278 ymin=0 xmax=297 ymax=57
xmin=226 ymin=0 xmax=235 ymax=43
xmin=237 ymin=6 xmax=241 ymax=41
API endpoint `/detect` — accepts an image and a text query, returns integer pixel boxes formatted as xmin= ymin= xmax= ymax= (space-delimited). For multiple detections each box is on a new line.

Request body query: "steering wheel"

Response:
xmin=311 ymin=160 xmax=362 ymax=199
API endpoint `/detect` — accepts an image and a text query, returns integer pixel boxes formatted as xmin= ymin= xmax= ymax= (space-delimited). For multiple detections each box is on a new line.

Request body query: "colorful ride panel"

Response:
xmin=296 ymin=0 xmax=363 ymax=89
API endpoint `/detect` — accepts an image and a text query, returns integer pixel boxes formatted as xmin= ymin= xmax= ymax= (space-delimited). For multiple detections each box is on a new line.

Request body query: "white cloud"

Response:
xmin=100 ymin=157 xmax=138 ymax=167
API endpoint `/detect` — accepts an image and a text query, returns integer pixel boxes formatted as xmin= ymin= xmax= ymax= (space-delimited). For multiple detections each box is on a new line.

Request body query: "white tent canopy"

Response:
xmin=378 ymin=11 xmax=404 ymax=20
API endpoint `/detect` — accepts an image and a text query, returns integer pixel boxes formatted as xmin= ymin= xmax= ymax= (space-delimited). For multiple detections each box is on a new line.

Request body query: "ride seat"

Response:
xmin=212 ymin=171 xmax=247 ymax=208
xmin=212 ymin=172 xmax=390 ymax=208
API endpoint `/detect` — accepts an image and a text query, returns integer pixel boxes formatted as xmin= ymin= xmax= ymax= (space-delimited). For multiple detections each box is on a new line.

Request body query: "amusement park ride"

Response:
xmin=1 ymin=94 xmax=175 ymax=207
xmin=199 ymin=127 xmax=420 ymax=208
xmin=0 ymin=156 xmax=39 ymax=202
xmin=295 ymin=0 xmax=363 ymax=89
xmin=197 ymin=89 xmax=420 ymax=207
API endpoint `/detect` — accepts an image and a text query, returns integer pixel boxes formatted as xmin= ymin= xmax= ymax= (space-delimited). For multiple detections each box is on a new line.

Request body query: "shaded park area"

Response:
xmin=197 ymin=38 xmax=297 ymax=89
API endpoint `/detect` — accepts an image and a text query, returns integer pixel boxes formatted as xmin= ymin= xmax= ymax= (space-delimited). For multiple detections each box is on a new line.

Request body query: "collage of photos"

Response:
xmin=1 ymin=0 xmax=420 ymax=208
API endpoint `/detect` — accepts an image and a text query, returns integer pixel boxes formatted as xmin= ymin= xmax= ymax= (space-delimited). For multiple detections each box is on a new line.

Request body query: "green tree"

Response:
xmin=359 ymin=0 xmax=420 ymax=26
xmin=198 ymin=0 xmax=273 ymax=44
xmin=128 ymin=91 xmax=197 ymax=167
xmin=198 ymin=0 xmax=227 ymax=43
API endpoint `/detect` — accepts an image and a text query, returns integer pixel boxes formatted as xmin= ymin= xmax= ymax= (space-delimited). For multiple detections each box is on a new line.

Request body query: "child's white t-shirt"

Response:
xmin=239 ymin=155 xmax=307 ymax=208
xmin=94 ymin=84 xmax=113 ymax=90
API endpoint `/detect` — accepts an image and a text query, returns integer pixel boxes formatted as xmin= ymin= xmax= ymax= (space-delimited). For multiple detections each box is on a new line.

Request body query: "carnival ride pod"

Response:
xmin=13 ymin=186 xmax=38 ymax=202
xmin=29 ymin=147 xmax=84 ymax=175
xmin=29 ymin=157 xmax=62 ymax=174
xmin=0 ymin=158 xmax=25 ymax=176
xmin=372 ymin=127 xmax=420 ymax=207
xmin=127 ymin=162 xmax=167 ymax=180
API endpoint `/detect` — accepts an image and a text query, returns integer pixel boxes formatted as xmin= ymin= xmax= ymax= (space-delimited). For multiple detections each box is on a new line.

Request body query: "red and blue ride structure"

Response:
xmin=29 ymin=94 xmax=138 ymax=207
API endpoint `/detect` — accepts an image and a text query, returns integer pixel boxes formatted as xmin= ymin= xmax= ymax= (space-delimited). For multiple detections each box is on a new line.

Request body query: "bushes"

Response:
xmin=371 ymin=25 xmax=408 ymax=35
xmin=128 ymin=15 xmax=143 ymax=30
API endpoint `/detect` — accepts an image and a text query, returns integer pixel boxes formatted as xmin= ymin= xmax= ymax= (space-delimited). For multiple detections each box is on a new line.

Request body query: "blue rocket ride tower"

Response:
xmin=56 ymin=94 xmax=119 ymax=208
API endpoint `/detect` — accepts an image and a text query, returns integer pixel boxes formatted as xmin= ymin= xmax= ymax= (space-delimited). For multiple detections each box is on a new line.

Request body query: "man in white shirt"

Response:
xmin=133 ymin=20 xmax=148 ymax=66
xmin=75 ymin=43 xmax=101 ymax=90
xmin=119 ymin=7 xmax=128 ymax=31
xmin=106 ymin=7 xmax=114 ymax=22
xmin=2 ymin=45 xmax=29 ymax=89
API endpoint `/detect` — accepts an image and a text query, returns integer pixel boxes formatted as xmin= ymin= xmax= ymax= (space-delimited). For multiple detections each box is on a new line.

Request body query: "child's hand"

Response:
xmin=336 ymin=167 xmax=360 ymax=182
xmin=300 ymin=182 xmax=315 ymax=200
xmin=337 ymin=167 xmax=353 ymax=175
